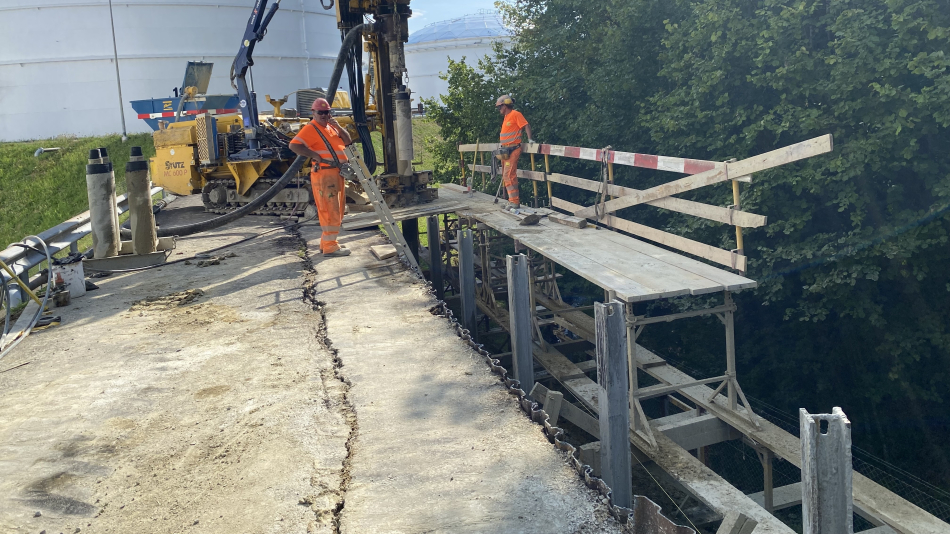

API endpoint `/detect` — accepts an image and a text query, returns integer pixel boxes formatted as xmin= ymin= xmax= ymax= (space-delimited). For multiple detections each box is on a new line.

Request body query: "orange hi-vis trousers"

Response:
xmin=502 ymin=146 xmax=522 ymax=205
xmin=312 ymin=168 xmax=346 ymax=254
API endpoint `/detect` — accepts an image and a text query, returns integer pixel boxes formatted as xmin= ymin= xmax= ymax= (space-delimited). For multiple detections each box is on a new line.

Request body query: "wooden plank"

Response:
xmin=748 ymin=483 xmax=802 ymax=511
xmin=459 ymin=143 xmax=500 ymax=152
xmin=574 ymin=135 xmax=833 ymax=219
xmin=467 ymin=164 xmax=546 ymax=182
xmin=535 ymin=294 xmax=596 ymax=341
xmin=342 ymin=198 xmax=467 ymax=229
xmin=530 ymin=382 xmax=600 ymax=438
xmin=455 ymin=203 xmax=670 ymax=301
xmin=534 ymin=217 xmax=723 ymax=300
xmin=547 ymin=172 xmax=766 ymax=228
xmin=443 ymin=186 xmax=756 ymax=301
xmin=716 ymin=512 xmax=758 ymax=534
xmin=548 ymin=213 xmax=587 ymax=229
xmin=590 ymin=226 xmax=755 ymax=291
xmin=519 ymin=169 xmax=546 ymax=182
xmin=370 ymin=244 xmax=397 ymax=260
xmin=552 ymin=196 xmax=748 ymax=273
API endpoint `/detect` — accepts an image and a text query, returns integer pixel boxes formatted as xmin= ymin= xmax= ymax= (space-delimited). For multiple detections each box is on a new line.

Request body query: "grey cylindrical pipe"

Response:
xmin=96 ymin=147 xmax=122 ymax=237
xmin=126 ymin=146 xmax=158 ymax=254
xmin=394 ymin=89 xmax=414 ymax=176
xmin=86 ymin=152 xmax=119 ymax=258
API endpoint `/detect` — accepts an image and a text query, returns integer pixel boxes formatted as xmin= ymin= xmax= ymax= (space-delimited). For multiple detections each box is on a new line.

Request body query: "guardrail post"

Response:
xmin=506 ymin=254 xmax=533 ymax=392
xmin=801 ymin=407 xmax=853 ymax=534
xmin=596 ymin=299 xmax=632 ymax=508
xmin=426 ymin=215 xmax=444 ymax=301
xmin=458 ymin=228 xmax=477 ymax=337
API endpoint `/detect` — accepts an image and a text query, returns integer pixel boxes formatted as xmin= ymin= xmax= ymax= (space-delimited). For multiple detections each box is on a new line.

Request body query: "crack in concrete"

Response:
xmin=288 ymin=223 xmax=358 ymax=534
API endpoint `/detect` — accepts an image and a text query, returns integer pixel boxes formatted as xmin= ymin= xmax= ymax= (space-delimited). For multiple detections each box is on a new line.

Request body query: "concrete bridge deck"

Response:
xmin=0 ymin=195 xmax=624 ymax=534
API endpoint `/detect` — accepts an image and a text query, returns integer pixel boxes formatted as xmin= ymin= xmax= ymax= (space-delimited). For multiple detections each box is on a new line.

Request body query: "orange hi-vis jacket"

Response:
xmin=290 ymin=121 xmax=348 ymax=172
xmin=499 ymin=110 xmax=528 ymax=147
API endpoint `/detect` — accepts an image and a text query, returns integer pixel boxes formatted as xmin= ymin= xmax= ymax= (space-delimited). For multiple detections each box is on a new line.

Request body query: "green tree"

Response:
xmin=425 ymin=0 xmax=950 ymax=492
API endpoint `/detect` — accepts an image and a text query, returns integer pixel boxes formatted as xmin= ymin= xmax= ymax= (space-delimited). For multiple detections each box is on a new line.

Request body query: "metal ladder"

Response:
xmin=343 ymin=146 xmax=421 ymax=275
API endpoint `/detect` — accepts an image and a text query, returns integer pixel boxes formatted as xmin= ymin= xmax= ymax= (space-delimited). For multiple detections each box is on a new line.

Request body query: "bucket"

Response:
xmin=52 ymin=255 xmax=86 ymax=298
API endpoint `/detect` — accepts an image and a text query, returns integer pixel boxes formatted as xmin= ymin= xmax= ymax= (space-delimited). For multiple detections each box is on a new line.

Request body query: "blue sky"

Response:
xmin=407 ymin=0 xmax=501 ymax=34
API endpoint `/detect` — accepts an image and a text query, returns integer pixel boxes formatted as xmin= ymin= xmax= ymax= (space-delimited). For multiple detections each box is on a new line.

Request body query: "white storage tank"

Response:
xmin=405 ymin=10 xmax=510 ymax=105
xmin=0 ymin=0 xmax=340 ymax=141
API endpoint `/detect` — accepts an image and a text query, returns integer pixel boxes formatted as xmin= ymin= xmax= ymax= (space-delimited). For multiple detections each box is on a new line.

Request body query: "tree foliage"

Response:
xmin=425 ymin=0 xmax=950 ymax=490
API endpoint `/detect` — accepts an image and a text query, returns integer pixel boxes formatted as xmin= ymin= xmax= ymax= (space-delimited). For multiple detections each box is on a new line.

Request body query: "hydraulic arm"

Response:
xmin=230 ymin=0 xmax=283 ymax=160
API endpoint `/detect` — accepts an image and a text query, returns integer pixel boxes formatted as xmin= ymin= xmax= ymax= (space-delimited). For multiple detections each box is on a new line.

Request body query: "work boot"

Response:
xmin=324 ymin=248 xmax=352 ymax=257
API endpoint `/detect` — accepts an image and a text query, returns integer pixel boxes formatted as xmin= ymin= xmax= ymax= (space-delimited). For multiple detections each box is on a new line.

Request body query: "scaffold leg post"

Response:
xmin=801 ymin=407 xmax=854 ymax=534
xmin=595 ymin=299 xmax=632 ymax=509
xmin=507 ymin=253 xmax=534 ymax=393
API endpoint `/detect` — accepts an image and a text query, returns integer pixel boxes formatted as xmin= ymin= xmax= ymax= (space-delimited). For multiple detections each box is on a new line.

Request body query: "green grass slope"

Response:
xmin=0 ymin=134 xmax=155 ymax=250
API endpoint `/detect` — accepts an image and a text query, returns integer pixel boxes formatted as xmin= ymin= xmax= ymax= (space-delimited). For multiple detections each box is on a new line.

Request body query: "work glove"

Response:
xmin=528 ymin=139 xmax=536 ymax=145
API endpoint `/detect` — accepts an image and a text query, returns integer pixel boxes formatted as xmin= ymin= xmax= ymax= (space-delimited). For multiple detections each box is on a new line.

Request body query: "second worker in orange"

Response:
xmin=495 ymin=94 xmax=534 ymax=214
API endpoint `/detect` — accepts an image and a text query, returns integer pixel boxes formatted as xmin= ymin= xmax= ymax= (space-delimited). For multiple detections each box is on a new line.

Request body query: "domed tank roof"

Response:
xmin=408 ymin=11 xmax=510 ymax=45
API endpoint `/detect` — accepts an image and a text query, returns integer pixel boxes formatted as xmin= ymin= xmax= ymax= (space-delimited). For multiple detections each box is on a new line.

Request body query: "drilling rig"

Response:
xmin=140 ymin=0 xmax=435 ymax=216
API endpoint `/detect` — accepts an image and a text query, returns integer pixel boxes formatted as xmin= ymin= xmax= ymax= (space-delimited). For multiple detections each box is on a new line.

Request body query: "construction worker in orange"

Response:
xmin=289 ymin=98 xmax=353 ymax=257
xmin=496 ymin=95 xmax=534 ymax=214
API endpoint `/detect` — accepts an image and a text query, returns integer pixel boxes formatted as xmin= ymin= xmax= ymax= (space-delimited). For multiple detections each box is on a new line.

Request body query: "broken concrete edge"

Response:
xmin=425 ymin=291 xmax=695 ymax=534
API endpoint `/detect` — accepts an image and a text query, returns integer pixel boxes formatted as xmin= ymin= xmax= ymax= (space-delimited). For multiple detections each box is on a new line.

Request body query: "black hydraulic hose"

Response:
xmin=155 ymin=156 xmax=306 ymax=237
xmin=326 ymin=23 xmax=366 ymax=105
xmin=346 ymin=42 xmax=377 ymax=173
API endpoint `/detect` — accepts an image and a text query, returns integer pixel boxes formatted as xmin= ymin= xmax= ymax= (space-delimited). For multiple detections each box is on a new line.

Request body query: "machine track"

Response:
xmin=201 ymin=177 xmax=313 ymax=216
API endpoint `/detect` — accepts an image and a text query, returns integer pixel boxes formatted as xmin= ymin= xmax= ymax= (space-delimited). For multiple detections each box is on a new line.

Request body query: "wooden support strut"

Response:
xmin=626 ymin=303 xmax=657 ymax=449
xmin=530 ymin=153 xmax=538 ymax=208
xmin=544 ymin=154 xmax=552 ymax=206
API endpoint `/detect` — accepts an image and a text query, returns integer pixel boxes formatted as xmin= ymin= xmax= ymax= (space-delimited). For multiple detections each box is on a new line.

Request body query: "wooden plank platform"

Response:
xmin=440 ymin=184 xmax=755 ymax=302
xmin=342 ymin=195 xmax=468 ymax=230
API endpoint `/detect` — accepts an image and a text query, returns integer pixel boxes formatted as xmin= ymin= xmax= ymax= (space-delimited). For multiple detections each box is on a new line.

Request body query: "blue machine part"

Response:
xmin=130 ymin=95 xmax=240 ymax=131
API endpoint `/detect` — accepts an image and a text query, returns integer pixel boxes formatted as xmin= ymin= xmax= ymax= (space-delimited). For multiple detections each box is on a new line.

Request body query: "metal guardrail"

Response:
xmin=0 ymin=187 xmax=164 ymax=304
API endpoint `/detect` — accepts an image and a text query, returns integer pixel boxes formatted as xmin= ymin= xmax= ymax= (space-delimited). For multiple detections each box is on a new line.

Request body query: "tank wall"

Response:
xmin=0 ymin=0 xmax=338 ymax=141
xmin=405 ymin=38 xmax=506 ymax=104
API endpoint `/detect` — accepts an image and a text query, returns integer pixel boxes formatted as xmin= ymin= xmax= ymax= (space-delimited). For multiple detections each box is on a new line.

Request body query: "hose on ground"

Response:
xmin=0 ymin=236 xmax=53 ymax=361
xmin=154 ymin=156 xmax=306 ymax=238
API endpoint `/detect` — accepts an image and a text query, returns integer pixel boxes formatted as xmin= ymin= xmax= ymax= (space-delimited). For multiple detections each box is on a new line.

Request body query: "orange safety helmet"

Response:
xmin=311 ymin=97 xmax=331 ymax=112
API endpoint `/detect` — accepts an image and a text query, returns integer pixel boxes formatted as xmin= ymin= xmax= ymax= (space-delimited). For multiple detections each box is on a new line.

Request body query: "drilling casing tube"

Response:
xmin=394 ymin=89 xmax=414 ymax=177
xmin=126 ymin=146 xmax=158 ymax=255
xmin=85 ymin=150 xmax=120 ymax=258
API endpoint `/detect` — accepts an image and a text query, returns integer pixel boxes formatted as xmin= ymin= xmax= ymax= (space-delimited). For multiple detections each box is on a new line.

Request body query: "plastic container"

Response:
xmin=51 ymin=256 xmax=86 ymax=298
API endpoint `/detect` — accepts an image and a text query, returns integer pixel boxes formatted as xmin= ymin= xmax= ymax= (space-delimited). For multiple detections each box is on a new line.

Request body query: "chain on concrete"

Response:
xmin=424 ymin=290 xmax=694 ymax=534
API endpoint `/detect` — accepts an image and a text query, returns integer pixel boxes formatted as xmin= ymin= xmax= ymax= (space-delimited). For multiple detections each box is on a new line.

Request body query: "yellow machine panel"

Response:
xmin=151 ymin=146 xmax=201 ymax=195
xmin=153 ymin=125 xmax=196 ymax=148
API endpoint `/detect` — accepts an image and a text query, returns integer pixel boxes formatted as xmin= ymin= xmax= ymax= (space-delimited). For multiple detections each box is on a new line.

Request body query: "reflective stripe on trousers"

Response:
xmin=311 ymin=168 xmax=346 ymax=254
xmin=503 ymin=147 xmax=521 ymax=205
